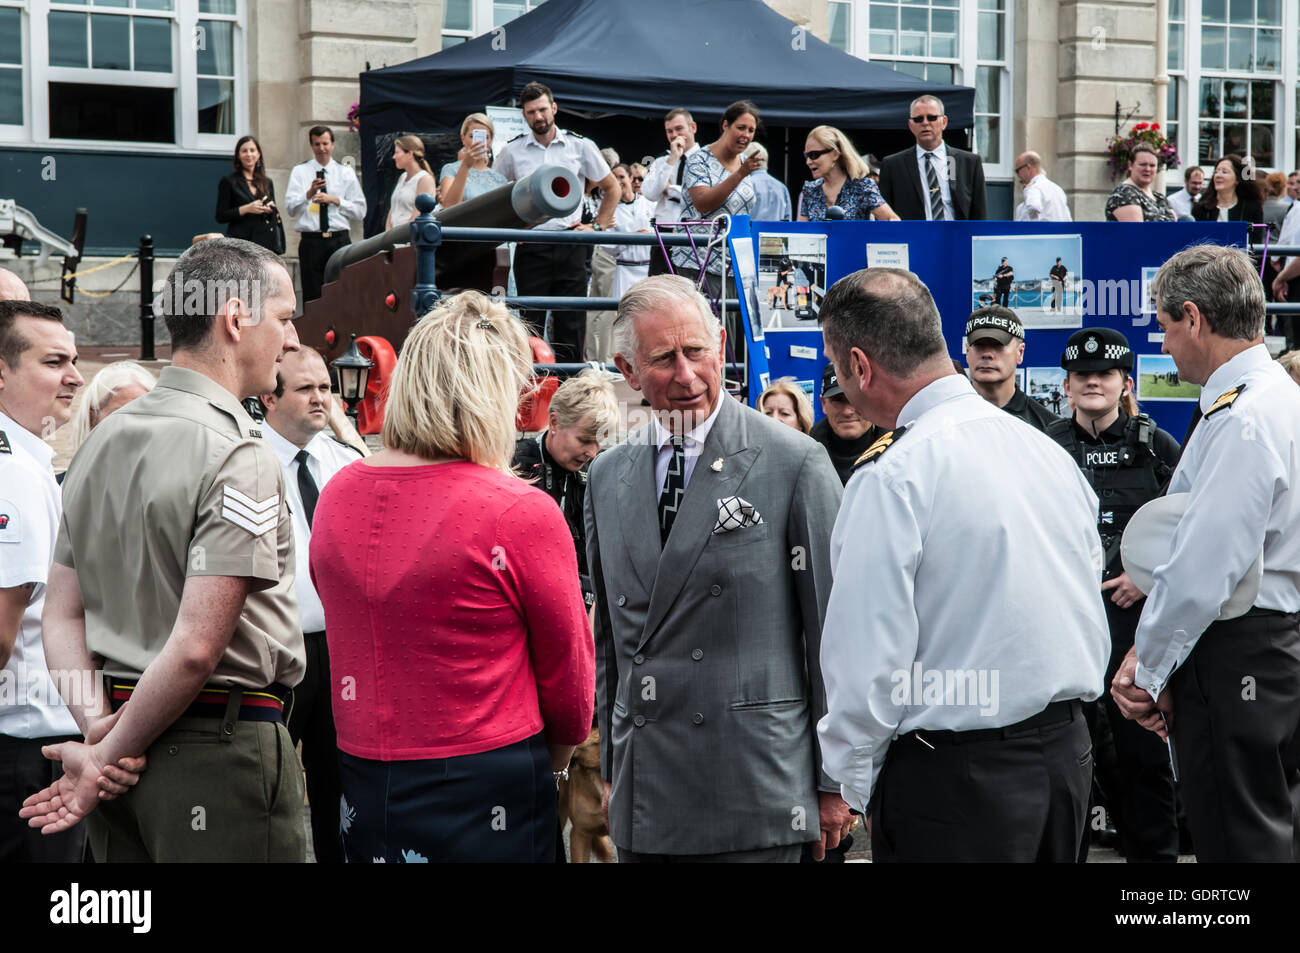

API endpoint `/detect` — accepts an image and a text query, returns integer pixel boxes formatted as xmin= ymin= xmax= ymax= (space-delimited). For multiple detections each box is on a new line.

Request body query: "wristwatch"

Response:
xmin=592 ymin=223 xmax=604 ymax=231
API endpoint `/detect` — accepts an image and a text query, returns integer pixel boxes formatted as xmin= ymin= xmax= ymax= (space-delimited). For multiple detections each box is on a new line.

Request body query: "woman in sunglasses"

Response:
xmin=799 ymin=126 xmax=899 ymax=222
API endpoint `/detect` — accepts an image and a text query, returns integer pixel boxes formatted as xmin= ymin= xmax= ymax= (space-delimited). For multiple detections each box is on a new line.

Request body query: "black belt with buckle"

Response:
xmin=301 ymin=231 xmax=339 ymax=240
xmin=905 ymin=699 xmax=1080 ymax=748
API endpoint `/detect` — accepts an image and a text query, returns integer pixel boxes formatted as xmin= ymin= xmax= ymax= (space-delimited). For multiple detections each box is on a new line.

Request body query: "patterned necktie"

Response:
xmin=318 ymin=168 xmax=330 ymax=233
xmin=657 ymin=437 xmax=685 ymax=546
xmin=295 ymin=449 xmax=319 ymax=529
xmin=925 ymin=152 xmax=946 ymax=221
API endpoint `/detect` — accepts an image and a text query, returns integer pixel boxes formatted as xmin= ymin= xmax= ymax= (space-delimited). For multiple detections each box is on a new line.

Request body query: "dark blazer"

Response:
xmin=584 ymin=396 xmax=842 ymax=855
xmin=1191 ymin=195 xmax=1264 ymax=230
xmin=879 ymin=144 xmax=988 ymax=220
xmin=215 ymin=172 xmax=281 ymax=250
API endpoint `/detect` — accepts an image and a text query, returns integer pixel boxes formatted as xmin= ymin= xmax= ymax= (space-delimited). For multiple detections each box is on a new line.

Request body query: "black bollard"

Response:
xmin=139 ymin=234 xmax=154 ymax=360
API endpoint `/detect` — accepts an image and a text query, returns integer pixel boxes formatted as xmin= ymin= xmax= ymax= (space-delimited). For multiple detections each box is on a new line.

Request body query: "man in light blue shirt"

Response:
xmin=746 ymin=143 xmax=791 ymax=222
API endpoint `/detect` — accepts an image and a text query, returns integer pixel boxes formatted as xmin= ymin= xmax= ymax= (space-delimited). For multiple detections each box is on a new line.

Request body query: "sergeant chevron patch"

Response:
xmin=221 ymin=485 xmax=279 ymax=536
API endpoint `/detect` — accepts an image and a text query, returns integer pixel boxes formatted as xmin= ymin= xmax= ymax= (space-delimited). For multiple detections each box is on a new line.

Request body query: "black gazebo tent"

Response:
xmin=358 ymin=0 xmax=976 ymax=233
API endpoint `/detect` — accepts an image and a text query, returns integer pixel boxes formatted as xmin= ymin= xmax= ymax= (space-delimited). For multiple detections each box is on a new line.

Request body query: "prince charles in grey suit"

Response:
xmin=585 ymin=275 xmax=849 ymax=862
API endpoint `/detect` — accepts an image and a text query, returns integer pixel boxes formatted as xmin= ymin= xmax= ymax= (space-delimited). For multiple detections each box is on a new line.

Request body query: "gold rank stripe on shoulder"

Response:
xmin=853 ymin=426 xmax=908 ymax=470
xmin=1204 ymin=383 xmax=1246 ymax=417
xmin=0 ymin=430 xmax=10 ymax=454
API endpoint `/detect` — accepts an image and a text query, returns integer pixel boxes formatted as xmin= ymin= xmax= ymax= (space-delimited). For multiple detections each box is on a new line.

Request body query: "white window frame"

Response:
xmin=0 ymin=0 xmax=31 ymax=140
xmin=441 ymin=0 xmax=546 ymax=46
xmin=1170 ymin=0 xmax=1292 ymax=176
xmin=8 ymin=0 xmax=246 ymax=154
xmin=843 ymin=0 xmax=1013 ymax=179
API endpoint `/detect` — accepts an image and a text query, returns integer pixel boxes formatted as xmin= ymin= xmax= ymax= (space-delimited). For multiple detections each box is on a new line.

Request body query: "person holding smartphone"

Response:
xmin=438 ymin=114 xmax=507 ymax=209
xmin=216 ymin=135 xmax=284 ymax=253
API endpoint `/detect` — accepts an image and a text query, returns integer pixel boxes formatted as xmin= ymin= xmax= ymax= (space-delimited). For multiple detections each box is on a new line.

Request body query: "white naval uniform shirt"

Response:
xmin=1134 ymin=344 xmax=1300 ymax=700
xmin=494 ymin=127 xmax=611 ymax=230
xmin=640 ymin=144 xmax=704 ymax=224
xmin=914 ymin=143 xmax=954 ymax=221
xmin=816 ymin=375 xmax=1110 ymax=813
xmin=264 ymin=424 xmax=362 ymax=634
xmin=1014 ymin=173 xmax=1072 ymax=222
xmin=284 ymin=157 xmax=368 ymax=234
xmin=0 ymin=412 xmax=78 ymax=739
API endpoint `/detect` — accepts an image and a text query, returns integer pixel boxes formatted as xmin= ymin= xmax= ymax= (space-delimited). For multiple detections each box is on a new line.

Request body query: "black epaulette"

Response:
xmin=506 ymin=133 xmax=524 ymax=143
xmin=852 ymin=426 xmax=907 ymax=471
xmin=330 ymin=435 xmax=365 ymax=458
xmin=1204 ymin=384 xmax=1245 ymax=417
xmin=0 ymin=430 xmax=10 ymax=454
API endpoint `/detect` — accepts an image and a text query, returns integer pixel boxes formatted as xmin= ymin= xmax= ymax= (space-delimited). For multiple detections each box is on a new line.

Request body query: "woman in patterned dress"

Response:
xmin=798 ymin=125 xmax=899 ymax=222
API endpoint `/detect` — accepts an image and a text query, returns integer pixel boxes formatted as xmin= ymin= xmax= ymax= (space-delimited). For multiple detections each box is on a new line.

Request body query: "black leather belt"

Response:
xmin=904 ymin=699 xmax=1080 ymax=748
xmin=1242 ymin=606 xmax=1299 ymax=620
xmin=300 ymin=231 xmax=344 ymax=241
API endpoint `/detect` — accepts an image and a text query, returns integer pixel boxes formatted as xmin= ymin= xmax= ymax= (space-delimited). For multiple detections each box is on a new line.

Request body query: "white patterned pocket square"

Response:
xmin=712 ymin=496 xmax=763 ymax=535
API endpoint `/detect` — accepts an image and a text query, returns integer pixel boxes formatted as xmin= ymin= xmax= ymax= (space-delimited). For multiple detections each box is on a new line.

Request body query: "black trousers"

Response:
xmin=297 ymin=232 xmax=350 ymax=304
xmin=513 ymin=242 xmax=588 ymax=362
xmin=619 ymin=844 xmax=802 ymax=863
xmin=338 ymin=732 xmax=555 ymax=863
xmin=0 ymin=732 xmax=87 ymax=862
xmin=1086 ymin=601 xmax=1179 ymax=862
xmin=287 ymin=631 xmax=343 ymax=863
xmin=996 ymin=286 xmax=1012 ymax=308
xmin=871 ymin=701 xmax=1092 ymax=862
xmin=1168 ymin=610 xmax=1300 ymax=862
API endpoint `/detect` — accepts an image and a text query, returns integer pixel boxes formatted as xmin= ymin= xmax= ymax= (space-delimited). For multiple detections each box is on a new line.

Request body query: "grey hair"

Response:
xmin=613 ymin=275 xmax=721 ymax=366
xmin=818 ymin=268 xmax=948 ymax=377
xmin=749 ymin=142 xmax=769 ymax=162
xmin=158 ymin=236 xmax=286 ymax=351
xmin=1152 ymin=244 xmax=1264 ymax=341
xmin=70 ymin=360 xmax=156 ymax=451
xmin=909 ymin=95 xmax=946 ymax=116
xmin=600 ymin=147 xmax=620 ymax=169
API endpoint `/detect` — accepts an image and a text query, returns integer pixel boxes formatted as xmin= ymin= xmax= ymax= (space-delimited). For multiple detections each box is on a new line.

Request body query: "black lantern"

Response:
xmin=331 ymin=333 xmax=374 ymax=427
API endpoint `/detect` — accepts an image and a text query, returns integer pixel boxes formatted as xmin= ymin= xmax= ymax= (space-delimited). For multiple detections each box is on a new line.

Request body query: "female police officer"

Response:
xmin=1046 ymin=327 xmax=1182 ymax=862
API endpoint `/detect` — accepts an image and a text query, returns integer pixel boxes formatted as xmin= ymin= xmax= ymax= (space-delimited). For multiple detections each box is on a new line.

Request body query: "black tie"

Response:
xmin=318 ymin=168 xmax=330 ymax=233
xmin=295 ymin=449 xmax=319 ymax=528
xmin=925 ymin=152 xmax=946 ymax=221
xmin=657 ymin=437 xmax=685 ymax=546
xmin=675 ymin=155 xmax=685 ymax=186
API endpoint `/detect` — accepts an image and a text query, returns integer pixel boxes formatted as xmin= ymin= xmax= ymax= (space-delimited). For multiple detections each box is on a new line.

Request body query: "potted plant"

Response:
xmin=1105 ymin=122 xmax=1180 ymax=181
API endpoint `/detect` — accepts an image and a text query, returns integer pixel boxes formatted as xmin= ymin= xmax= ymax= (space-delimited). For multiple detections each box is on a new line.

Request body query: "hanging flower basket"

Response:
xmin=1105 ymin=122 xmax=1180 ymax=181
xmin=347 ymin=102 xmax=361 ymax=132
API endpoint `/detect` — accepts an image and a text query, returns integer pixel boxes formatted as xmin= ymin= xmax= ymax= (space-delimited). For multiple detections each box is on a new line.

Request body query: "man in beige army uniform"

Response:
xmin=20 ymin=237 xmax=308 ymax=861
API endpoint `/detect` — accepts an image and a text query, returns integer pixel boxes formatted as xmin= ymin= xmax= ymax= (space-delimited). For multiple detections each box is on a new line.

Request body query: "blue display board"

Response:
xmin=734 ymin=219 xmax=1246 ymax=440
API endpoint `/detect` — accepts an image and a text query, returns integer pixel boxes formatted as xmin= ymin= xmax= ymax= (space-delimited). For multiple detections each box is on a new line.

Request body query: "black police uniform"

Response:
xmin=1002 ymin=387 xmax=1057 ymax=431
xmin=1045 ymin=328 xmax=1182 ymax=862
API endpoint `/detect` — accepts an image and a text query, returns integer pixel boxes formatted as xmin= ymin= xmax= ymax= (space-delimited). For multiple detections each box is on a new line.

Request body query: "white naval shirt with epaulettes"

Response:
xmin=493 ymin=127 xmax=611 ymax=229
xmin=816 ymin=374 xmax=1110 ymax=813
xmin=264 ymin=425 xmax=362 ymax=634
xmin=1134 ymin=344 xmax=1300 ymax=700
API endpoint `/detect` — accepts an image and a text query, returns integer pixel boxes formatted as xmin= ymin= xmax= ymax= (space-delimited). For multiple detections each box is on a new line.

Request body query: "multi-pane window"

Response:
xmin=198 ymin=0 xmax=237 ymax=135
xmin=867 ymin=0 xmax=959 ymax=85
xmin=1195 ymin=0 xmax=1279 ymax=167
xmin=972 ymin=0 xmax=1007 ymax=165
xmin=0 ymin=3 xmax=23 ymax=126
xmin=827 ymin=0 xmax=850 ymax=52
xmin=442 ymin=0 xmax=547 ymax=49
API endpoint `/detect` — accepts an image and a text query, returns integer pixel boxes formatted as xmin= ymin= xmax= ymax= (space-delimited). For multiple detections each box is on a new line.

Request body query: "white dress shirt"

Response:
xmin=640 ymin=144 xmax=703 ymax=224
xmin=494 ymin=127 xmax=612 ymax=229
xmin=1278 ymin=200 xmax=1300 ymax=271
xmin=914 ymin=143 xmax=954 ymax=221
xmin=817 ymin=375 xmax=1110 ymax=813
xmin=606 ymin=195 xmax=654 ymax=299
xmin=1014 ymin=173 xmax=1072 ymax=222
xmin=264 ymin=424 xmax=362 ymax=634
xmin=0 ymin=411 xmax=78 ymax=739
xmin=1167 ymin=188 xmax=1196 ymax=219
xmin=650 ymin=392 xmax=726 ymax=495
xmin=1134 ymin=345 xmax=1300 ymax=700
xmin=284 ymin=158 xmax=368 ymax=234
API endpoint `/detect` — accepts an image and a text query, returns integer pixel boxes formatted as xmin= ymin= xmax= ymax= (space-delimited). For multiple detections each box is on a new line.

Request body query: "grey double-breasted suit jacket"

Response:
xmin=584 ymin=395 xmax=842 ymax=855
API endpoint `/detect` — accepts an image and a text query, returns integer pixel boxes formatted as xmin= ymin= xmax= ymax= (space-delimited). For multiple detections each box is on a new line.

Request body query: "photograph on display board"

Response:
xmin=756 ymin=232 xmax=828 ymax=330
xmin=1140 ymin=266 xmax=1160 ymax=314
xmin=1137 ymin=354 xmax=1202 ymax=401
xmin=971 ymin=234 xmax=1083 ymax=330
xmin=729 ymin=236 xmax=765 ymax=344
xmin=1025 ymin=367 xmax=1070 ymax=418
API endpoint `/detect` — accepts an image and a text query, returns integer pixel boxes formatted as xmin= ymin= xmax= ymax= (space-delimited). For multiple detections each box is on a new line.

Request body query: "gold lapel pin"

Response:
xmin=710 ymin=457 xmax=724 ymax=472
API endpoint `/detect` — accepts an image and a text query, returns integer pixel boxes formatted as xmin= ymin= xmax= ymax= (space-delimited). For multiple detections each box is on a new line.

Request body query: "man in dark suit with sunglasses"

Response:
xmin=879 ymin=96 xmax=987 ymax=221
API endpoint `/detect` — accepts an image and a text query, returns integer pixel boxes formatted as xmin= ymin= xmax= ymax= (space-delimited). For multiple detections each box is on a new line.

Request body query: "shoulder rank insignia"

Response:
xmin=853 ymin=426 xmax=907 ymax=471
xmin=0 ymin=430 xmax=10 ymax=454
xmin=330 ymin=435 xmax=365 ymax=458
xmin=506 ymin=132 xmax=524 ymax=143
xmin=1204 ymin=384 xmax=1245 ymax=418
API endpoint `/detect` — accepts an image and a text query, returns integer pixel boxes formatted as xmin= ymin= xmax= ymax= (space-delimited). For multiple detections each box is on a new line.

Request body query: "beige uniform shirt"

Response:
xmin=55 ymin=366 xmax=305 ymax=689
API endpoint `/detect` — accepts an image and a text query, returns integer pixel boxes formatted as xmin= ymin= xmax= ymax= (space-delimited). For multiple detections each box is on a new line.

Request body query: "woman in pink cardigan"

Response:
xmin=310 ymin=291 xmax=594 ymax=863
